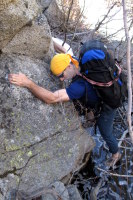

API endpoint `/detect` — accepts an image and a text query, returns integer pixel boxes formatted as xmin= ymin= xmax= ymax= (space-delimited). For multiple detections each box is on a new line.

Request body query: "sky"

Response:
xmin=79 ymin=0 xmax=108 ymax=25
xmin=79 ymin=0 xmax=131 ymax=41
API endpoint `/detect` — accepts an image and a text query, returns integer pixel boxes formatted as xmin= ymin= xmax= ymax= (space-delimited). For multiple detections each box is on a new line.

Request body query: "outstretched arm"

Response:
xmin=9 ymin=73 xmax=69 ymax=104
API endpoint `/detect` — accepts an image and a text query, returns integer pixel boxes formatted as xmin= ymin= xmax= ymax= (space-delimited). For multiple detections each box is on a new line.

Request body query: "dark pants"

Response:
xmin=96 ymin=104 xmax=118 ymax=154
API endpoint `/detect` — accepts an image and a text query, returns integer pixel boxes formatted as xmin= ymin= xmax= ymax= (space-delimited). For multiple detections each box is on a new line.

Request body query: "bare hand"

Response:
xmin=8 ymin=73 xmax=32 ymax=87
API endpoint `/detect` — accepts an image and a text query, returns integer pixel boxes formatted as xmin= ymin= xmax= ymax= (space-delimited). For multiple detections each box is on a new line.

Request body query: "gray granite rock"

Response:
xmin=67 ymin=185 xmax=83 ymax=200
xmin=2 ymin=14 xmax=54 ymax=60
xmin=51 ymin=181 xmax=69 ymax=200
xmin=0 ymin=0 xmax=40 ymax=49
xmin=0 ymin=54 xmax=95 ymax=199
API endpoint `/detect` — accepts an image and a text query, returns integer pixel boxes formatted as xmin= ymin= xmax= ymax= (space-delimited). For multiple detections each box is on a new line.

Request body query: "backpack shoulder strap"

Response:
xmin=78 ymin=62 xmax=122 ymax=87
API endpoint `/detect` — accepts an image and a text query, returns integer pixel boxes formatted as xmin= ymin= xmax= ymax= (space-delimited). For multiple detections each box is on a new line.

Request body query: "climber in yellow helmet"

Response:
xmin=9 ymin=42 xmax=121 ymax=169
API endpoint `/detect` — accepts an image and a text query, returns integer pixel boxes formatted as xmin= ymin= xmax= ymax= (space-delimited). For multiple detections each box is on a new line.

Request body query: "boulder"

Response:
xmin=44 ymin=0 xmax=64 ymax=29
xmin=67 ymin=185 xmax=83 ymax=200
xmin=44 ymin=0 xmax=82 ymax=31
xmin=2 ymin=14 xmax=54 ymax=60
xmin=0 ymin=0 xmax=40 ymax=49
xmin=0 ymin=54 xmax=95 ymax=198
xmin=7 ymin=181 xmax=83 ymax=199
xmin=0 ymin=0 xmax=17 ymax=12
xmin=37 ymin=0 xmax=53 ymax=10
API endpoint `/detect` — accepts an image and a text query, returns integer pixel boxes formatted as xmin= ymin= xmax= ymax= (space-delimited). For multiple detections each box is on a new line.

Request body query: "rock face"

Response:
xmin=8 ymin=181 xmax=83 ymax=199
xmin=0 ymin=54 xmax=95 ymax=198
xmin=0 ymin=0 xmax=18 ymax=11
xmin=44 ymin=0 xmax=82 ymax=31
xmin=45 ymin=0 xmax=63 ymax=28
xmin=0 ymin=0 xmax=95 ymax=199
xmin=2 ymin=14 xmax=54 ymax=60
xmin=0 ymin=0 xmax=40 ymax=49
xmin=37 ymin=0 xmax=53 ymax=10
xmin=0 ymin=0 xmax=54 ymax=60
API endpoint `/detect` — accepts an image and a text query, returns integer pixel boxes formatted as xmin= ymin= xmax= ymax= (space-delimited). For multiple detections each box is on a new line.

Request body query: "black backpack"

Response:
xmin=79 ymin=40 xmax=128 ymax=108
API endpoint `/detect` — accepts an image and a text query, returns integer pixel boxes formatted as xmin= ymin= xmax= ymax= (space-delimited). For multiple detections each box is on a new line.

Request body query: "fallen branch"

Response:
xmin=118 ymin=129 xmax=128 ymax=147
xmin=96 ymin=167 xmax=133 ymax=178
xmin=117 ymin=107 xmax=127 ymax=127
xmin=124 ymin=143 xmax=129 ymax=185
xmin=66 ymin=31 xmax=91 ymax=37
xmin=119 ymin=145 xmax=133 ymax=150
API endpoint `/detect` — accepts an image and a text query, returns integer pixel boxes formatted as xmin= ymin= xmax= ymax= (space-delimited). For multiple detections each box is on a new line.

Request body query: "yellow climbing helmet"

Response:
xmin=50 ymin=53 xmax=79 ymax=76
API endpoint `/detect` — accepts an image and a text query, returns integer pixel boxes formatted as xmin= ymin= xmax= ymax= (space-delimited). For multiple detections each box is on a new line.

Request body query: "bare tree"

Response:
xmin=122 ymin=0 xmax=133 ymax=142
xmin=57 ymin=0 xmax=86 ymax=46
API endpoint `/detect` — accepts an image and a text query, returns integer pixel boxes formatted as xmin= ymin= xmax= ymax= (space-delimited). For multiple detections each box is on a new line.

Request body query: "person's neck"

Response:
xmin=73 ymin=65 xmax=80 ymax=75
xmin=74 ymin=69 xmax=80 ymax=77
